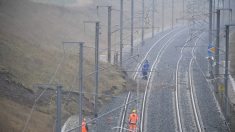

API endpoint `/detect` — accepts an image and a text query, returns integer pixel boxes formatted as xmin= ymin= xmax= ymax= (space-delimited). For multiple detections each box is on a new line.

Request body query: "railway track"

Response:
xmin=117 ymin=27 xmax=187 ymax=132
xmin=118 ymin=92 xmax=131 ymax=132
xmin=175 ymin=32 xmax=204 ymax=132
xmin=118 ymin=27 xmax=206 ymax=132
xmin=132 ymin=28 xmax=181 ymax=80
xmin=139 ymin=28 xmax=187 ymax=132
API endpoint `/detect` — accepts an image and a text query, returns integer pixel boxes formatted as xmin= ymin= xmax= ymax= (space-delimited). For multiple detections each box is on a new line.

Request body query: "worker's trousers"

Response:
xmin=129 ymin=123 xmax=137 ymax=132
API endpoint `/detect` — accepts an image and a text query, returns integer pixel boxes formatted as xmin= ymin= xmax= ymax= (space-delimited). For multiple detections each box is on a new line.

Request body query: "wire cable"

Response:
xmin=22 ymin=47 xmax=66 ymax=132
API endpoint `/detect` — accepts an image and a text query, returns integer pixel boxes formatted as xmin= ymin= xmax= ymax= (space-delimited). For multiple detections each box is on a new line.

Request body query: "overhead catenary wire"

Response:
xmin=22 ymin=47 xmax=66 ymax=132
xmin=18 ymin=0 xmax=212 ymax=132
xmin=51 ymin=46 xmax=81 ymax=131
xmin=24 ymin=43 xmax=85 ymax=132
xmin=66 ymin=96 xmax=143 ymax=132
xmin=192 ymin=33 xmax=232 ymax=132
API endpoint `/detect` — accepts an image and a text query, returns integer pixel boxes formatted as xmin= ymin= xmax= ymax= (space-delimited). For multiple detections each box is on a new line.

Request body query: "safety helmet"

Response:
xmin=132 ymin=109 xmax=136 ymax=113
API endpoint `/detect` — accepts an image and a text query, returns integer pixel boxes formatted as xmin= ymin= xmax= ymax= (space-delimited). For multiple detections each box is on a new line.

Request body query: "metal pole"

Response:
xmin=209 ymin=0 xmax=213 ymax=77
xmin=183 ymin=0 xmax=184 ymax=25
xmin=131 ymin=0 xmax=134 ymax=55
xmin=141 ymin=0 xmax=145 ymax=45
xmin=79 ymin=42 xmax=84 ymax=132
xmin=213 ymin=0 xmax=215 ymax=31
xmin=56 ymin=85 xmax=62 ymax=132
xmin=94 ymin=22 xmax=99 ymax=119
xmin=108 ymin=6 xmax=112 ymax=63
xmin=172 ymin=0 xmax=174 ymax=29
xmin=209 ymin=0 xmax=213 ymax=44
xmin=229 ymin=8 xmax=232 ymax=25
xmin=222 ymin=0 xmax=224 ymax=25
xmin=96 ymin=6 xmax=112 ymax=63
xmin=217 ymin=0 xmax=220 ymax=8
xmin=152 ymin=0 xmax=155 ymax=37
xmin=215 ymin=9 xmax=220 ymax=93
xmin=230 ymin=10 xmax=232 ymax=25
xmin=224 ymin=25 xmax=229 ymax=122
xmin=120 ymin=0 xmax=123 ymax=66
xmin=162 ymin=0 xmax=164 ymax=31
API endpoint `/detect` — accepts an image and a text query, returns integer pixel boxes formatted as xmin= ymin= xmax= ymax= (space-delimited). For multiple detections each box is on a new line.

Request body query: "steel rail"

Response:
xmin=193 ymin=37 xmax=232 ymax=132
xmin=139 ymin=29 xmax=187 ymax=132
xmin=175 ymin=37 xmax=191 ymax=132
xmin=117 ymin=26 xmax=187 ymax=132
xmin=175 ymin=31 xmax=204 ymax=132
xmin=188 ymin=33 xmax=204 ymax=132
xmin=119 ymin=92 xmax=131 ymax=132
xmin=132 ymin=28 xmax=182 ymax=80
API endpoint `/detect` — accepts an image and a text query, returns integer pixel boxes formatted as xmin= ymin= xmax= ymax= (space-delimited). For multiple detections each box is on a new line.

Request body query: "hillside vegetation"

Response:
xmin=0 ymin=0 xmax=186 ymax=131
xmin=0 ymin=0 xmax=128 ymax=131
xmin=0 ymin=0 xmax=128 ymax=91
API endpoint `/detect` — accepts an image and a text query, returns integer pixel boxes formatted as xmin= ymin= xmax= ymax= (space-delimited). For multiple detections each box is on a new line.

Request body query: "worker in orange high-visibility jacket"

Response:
xmin=129 ymin=109 xmax=138 ymax=131
xmin=82 ymin=118 xmax=88 ymax=132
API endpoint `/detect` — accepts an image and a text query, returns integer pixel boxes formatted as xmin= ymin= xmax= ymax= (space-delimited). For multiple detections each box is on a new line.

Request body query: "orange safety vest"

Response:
xmin=129 ymin=113 xmax=138 ymax=124
xmin=82 ymin=121 xmax=88 ymax=132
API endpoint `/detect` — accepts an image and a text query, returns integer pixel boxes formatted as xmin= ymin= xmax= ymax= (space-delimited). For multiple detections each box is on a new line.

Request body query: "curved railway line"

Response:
xmin=112 ymin=26 xmax=207 ymax=132
xmin=188 ymin=34 xmax=204 ymax=132
xmin=119 ymin=27 xmax=189 ymax=132
xmin=139 ymin=28 xmax=187 ymax=132
xmin=118 ymin=24 xmax=214 ymax=132
xmin=66 ymin=25 xmax=226 ymax=132
xmin=175 ymin=32 xmax=204 ymax=132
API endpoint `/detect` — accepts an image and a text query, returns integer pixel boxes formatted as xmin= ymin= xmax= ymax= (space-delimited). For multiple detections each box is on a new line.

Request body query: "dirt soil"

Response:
xmin=0 ymin=66 xmax=136 ymax=131
xmin=0 ymin=69 xmax=54 ymax=132
xmin=0 ymin=0 xmax=187 ymax=131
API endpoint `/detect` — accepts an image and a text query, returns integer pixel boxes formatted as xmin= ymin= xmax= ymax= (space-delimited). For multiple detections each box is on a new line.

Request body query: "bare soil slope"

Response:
xmin=0 ymin=68 xmax=54 ymax=132
xmin=0 ymin=0 xmax=186 ymax=131
xmin=0 ymin=0 xmax=128 ymax=131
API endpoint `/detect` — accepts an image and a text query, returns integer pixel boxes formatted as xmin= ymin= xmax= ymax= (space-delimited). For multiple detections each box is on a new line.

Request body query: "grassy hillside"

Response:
xmin=0 ymin=0 xmax=128 ymax=131
xmin=0 ymin=0 xmax=128 ymax=93
xmin=0 ymin=0 xmax=186 ymax=131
